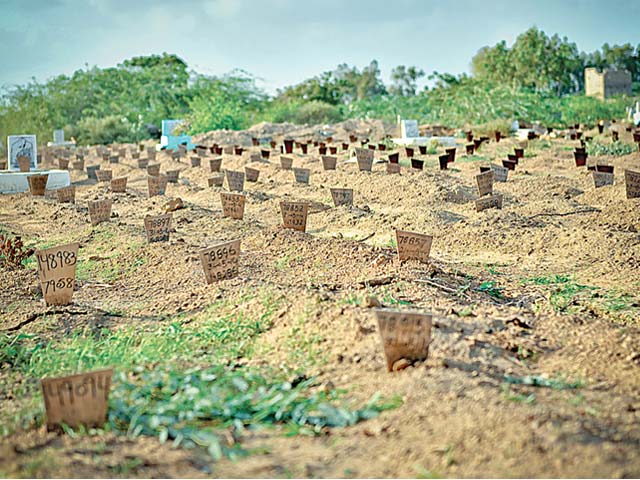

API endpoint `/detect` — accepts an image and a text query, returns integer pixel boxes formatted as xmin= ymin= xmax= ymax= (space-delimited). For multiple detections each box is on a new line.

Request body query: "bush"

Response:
xmin=264 ymin=99 xmax=343 ymax=125
xmin=70 ymin=115 xmax=141 ymax=145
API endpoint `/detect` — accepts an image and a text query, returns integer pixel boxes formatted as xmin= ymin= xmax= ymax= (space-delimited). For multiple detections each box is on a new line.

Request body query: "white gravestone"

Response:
xmin=401 ymin=120 xmax=419 ymax=139
xmin=8 ymin=135 xmax=37 ymax=171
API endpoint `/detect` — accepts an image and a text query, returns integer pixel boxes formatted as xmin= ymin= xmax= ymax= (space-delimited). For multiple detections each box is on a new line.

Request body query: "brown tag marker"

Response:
xmin=190 ymin=156 xmax=201 ymax=167
xmin=475 ymin=170 xmax=494 ymax=196
xmin=95 ymin=169 xmax=113 ymax=182
xmin=137 ymin=158 xmax=149 ymax=169
xmin=387 ymin=163 xmax=401 ymax=174
xmin=209 ymin=157 xmax=222 ymax=172
xmin=625 ymin=169 xmax=640 ymax=199
xmin=245 ymin=167 xmax=260 ymax=182
xmin=321 ymin=155 xmax=337 ymax=170
xmin=208 ymin=175 xmax=224 ymax=187
xmin=199 ymin=239 xmax=241 ymax=284
xmin=375 ymin=309 xmax=433 ymax=372
xmin=293 ymin=167 xmax=310 ymax=184
xmin=330 ymin=188 xmax=353 ymax=207
xmin=355 ymin=148 xmax=374 ymax=171
xmin=280 ymin=201 xmax=309 ymax=232
xmin=56 ymin=186 xmax=76 ymax=204
xmin=148 ymin=174 xmax=168 ymax=197
xmin=41 ymin=368 xmax=113 ymax=430
xmin=220 ymin=192 xmax=246 ymax=219
xmin=280 ymin=156 xmax=293 ymax=170
xmin=88 ymin=199 xmax=112 ymax=225
xmin=396 ymin=230 xmax=433 ymax=263
xmin=28 ymin=174 xmax=49 ymax=196
xmin=110 ymin=177 xmax=127 ymax=193
xmin=593 ymin=171 xmax=614 ymax=188
xmin=225 ymin=170 xmax=245 ymax=192
xmin=166 ymin=170 xmax=180 ymax=183
xmin=490 ymin=164 xmax=508 ymax=182
xmin=475 ymin=193 xmax=503 ymax=212
xmin=147 ymin=164 xmax=160 ymax=176
xmin=36 ymin=242 xmax=80 ymax=306
xmin=18 ymin=156 xmax=31 ymax=172
xmin=144 ymin=214 xmax=172 ymax=243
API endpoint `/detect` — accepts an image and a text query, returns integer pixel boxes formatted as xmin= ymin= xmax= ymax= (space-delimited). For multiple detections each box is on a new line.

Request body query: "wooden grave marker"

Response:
xmin=593 ymin=171 xmax=614 ymax=188
xmin=355 ymin=147 xmax=374 ymax=171
xmin=95 ymin=169 xmax=112 ymax=182
xmin=165 ymin=170 xmax=180 ymax=183
xmin=110 ymin=177 xmax=127 ymax=193
xmin=28 ymin=174 xmax=49 ymax=196
xmin=387 ymin=163 xmax=401 ymax=174
xmin=395 ymin=230 xmax=433 ymax=263
xmin=475 ymin=193 xmax=503 ymax=212
xmin=199 ymin=239 xmax=241 ymax=283
xmin=321 ymin=155 xmax=337 ymax=170
xmin=88 ymin=199 xmax=112 ymax=225
xmin=209 ymin=157 xmax=223 ymax=173
xmin=280 ymin=201 xmax=309 ymax=232
xmin=490 ymin=164 xmax=508 ymax=182
xmin=144 ymin=214 xmax=172 ymax=243
xmin=475 ymin=170 xmax=494 ymax=196
xmin=56 ymin=186 xmax=75 ymax=204
xmin=625 ymin=169 xmax=640 ymax=199
xmin=293 ymin=167 xmax=310 ymax=184
xmin=225 ymin=170 xmax=245 ymax=192
xmin=330 ymin=188 xmax=353 ymax=207
xmin=245 ymin=166 xmax=260 ymax=182
xmin=147 ymin=164 xmax=160 ymax=176
xmin=41 ymin=367 xmax=114 ymax=430
xmin=375 ymin=309 xmax=432 ymax=372
xmin=208 ymin=175 xmax=224 ymax=187
xmin=280 ymin=156 xmax=293 ymax=170
xmin=220 ymin=192 xmax=246 ymax=219
xmin=35 ymin=242 xmax=80 ymax=306
xmin=148 ymin=174 xmax=168 ymax=197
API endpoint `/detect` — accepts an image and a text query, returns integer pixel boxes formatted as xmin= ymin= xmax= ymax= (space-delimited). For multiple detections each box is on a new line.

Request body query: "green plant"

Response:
xmin=586 ymin=140 xmax=635 ymax=156
xmin=476 ymin=281 xmax=503 ymax=299
xmin=501 ymin=384 xmax=536 ymax=404
xmin=504 ymin=374 xmax=584 ymax=390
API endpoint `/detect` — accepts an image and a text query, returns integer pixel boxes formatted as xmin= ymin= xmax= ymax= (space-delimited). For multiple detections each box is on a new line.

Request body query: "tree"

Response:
xmin=389 ymin=65 xmax=425 ymax=96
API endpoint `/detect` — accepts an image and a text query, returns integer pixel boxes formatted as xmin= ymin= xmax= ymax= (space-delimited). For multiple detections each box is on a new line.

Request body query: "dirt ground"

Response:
xmin=1 ymin=124 xmax=639 ymax=478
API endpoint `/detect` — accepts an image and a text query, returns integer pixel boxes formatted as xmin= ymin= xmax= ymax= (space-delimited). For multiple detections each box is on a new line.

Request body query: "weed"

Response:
xmin=476 ymin=281 xmax=503 ymax=299
xmin=587 ymin=140 xmax=635 ymax=156
xmin=501 ymin=384 xmax=536 ymax=404
xmin=504 ymin=374 xmax=584 ymax=390
xmin=413 ymin=464 xmax=442 ymax=479
xmin=0 ymin=234 xmax=34 ymax=269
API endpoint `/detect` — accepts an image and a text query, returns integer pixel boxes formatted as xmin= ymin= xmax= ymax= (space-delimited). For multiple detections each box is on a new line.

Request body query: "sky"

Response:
xmin=1 ymin=0 xmax=639 ymax=94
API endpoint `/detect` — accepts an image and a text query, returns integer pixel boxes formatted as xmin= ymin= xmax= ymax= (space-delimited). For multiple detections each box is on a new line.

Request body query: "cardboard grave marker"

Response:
xmin=261 ymin=149 xmax=270 ymax=159
xmin=132 ymin=152 xmax=140 ymax=160
xmin=490 ymin=164 xmax=508 ymax=182
xmin=209 ymin=157 xmax=223 ymax=173
xmin=166 ymin=170 xmax=180 ymax=183
xmin=293 ymin=167 xmax=310 ymax=184
xmin=625 ymin=169 xmax=640 ymax=199
xmin=108 ymin=155 xmax=119 ymax=164
xmin=592 ymin=171 xmax=614 ymax=188
xmin=58 ymin=158 xmax=69 ymax=169
xmin=95 ymin=169 xmax=113 ymax=182
xmin=438 ymin=155 xmax=449 ymax=170
xmin=388 ymin=152 xmax=399 ymax=164
xmin=110 ymin=177 xmax=127 ymax=193
xmin=101 ymin=153 xmax=109 ymax=162
xmin=36 ymin=242 xmax=80 ymax=306
xmin=411 ymin=159 xmax=424 ymax=170
xmin=190 ymin=156 xmax=201 ymax=167
xmin=137 ymin=158 xmax=149 ymax=169
xmin=220 ymin=192 xmax=246 ymax=219
xmin=147 ymin=150 xmax=156 ymax=161
xmin=28 ymin=174 xmax=49 ymax=196
xmin=355 ymin=148 xmax=374 ymax=172
xmin=283 ymin=139 xmax=294 ymax=154
xmin=374 ymin=309 xmax=432 ymax=372
xmin=387 ymin=163 xmax=401 ymax=174
xmin=395 ymin=230 xmax=433 ymax=263
xmin=322 ymin=155 xmax=337 ymax=170
xmin=249 ymin=152 xmax=261 ymax=163
xmin=245 ymin=167 xmax=260 ymax=182
xmin=502 ymin=159 xmax=516 ymax=171
xmin=144 ymin=213 xmax=172 ymax=243
xmin=208 ymin=175 xmax=224 ymax=187
xmin=147 ymin=164 xmax=160 ymax=176
xmin=88 ymin=199 xmax=112 ymax=225
xmin=319 ymin=146 xmax=328 ymax=155
xmin=475 ymin=193 xmax=503 ymax=212
xmin=71 ymin=160 xmax=84 ymax=170
xmin=199 ymin=239 xmax=241 ymax=283
xmin=280 ymin=156 xmax=293 ymax=170
xmin=41 ymin=368 xmax=113 ymax=430
xmin=475 ymin=170 xmax=494 ymax=196
xmin=330 ymin=188 xmax=353 ymax=207
xmin=280 ymin=201 xmax=309 ymax=232
xmin=225 ymin=170 xmax=245 ymax=192
xmin=86 ymin=165 xmax=100 ymax=180
xmin=148 ymin=174 xmax=168 ymax=197
xmin=56 ymin=186 xmax=76 ymax=204
xmin=329 ymin=146 xmax=337 ymax=155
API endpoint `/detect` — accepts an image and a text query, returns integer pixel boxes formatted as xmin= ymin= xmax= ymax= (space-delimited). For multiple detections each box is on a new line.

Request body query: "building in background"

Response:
xmin=584 ymin=67 xmax=632 ymax=99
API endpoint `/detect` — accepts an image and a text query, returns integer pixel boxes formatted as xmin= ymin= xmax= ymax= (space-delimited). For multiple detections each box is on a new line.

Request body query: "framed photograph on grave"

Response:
xmin=8 ymin=135 xmax=37 ymax=171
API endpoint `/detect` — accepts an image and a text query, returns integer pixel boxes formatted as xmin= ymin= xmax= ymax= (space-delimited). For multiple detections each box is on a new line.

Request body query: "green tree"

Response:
xmin=389 ymin=65 xmax=425 ymax=96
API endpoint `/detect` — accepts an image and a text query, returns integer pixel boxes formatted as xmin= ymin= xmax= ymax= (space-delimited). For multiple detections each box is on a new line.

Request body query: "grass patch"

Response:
xmin=587 ymin=140 xmax=635 ymax=156
xmin=501 ymin=384 xmax=536 ymax=404
xmin=504 ymin=374 xmax=583 ymax=390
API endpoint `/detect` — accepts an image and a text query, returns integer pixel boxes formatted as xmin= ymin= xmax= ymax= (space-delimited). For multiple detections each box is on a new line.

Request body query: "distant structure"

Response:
xmin=584 ymin=67 xmax=632 ymax=99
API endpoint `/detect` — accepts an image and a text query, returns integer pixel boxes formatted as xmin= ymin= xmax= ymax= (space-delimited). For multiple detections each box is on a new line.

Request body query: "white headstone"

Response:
xmin=401 ymin=120 xmax=419 ymax=139
xmin=8 ymin=135 xmax=37 ymax=171
xmin=53 ymin=129 xmax=65 ymax=144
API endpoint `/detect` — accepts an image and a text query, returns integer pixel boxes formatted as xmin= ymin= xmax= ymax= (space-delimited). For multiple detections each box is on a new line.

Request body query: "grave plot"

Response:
xmin=0 ymin=124 xmax=639 ymax=479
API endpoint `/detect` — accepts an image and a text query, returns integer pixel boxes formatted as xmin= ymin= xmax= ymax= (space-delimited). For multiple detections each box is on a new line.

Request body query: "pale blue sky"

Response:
xmin=1 ymin=0 xmax=638 ymax=93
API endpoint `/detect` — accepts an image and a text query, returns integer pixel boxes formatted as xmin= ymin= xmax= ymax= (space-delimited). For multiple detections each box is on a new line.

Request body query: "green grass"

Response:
xmin=587 ymin=140 xmax=635 ymax=156
xmin=504 ymin=374 xmax=584 ymax=390
xmin=501 ymin=384 xmax=536 ymax=404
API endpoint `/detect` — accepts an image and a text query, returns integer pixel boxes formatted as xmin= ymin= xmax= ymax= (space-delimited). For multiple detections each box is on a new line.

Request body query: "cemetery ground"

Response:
xmin=1 ymin=124 xmax=640 ymax=478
